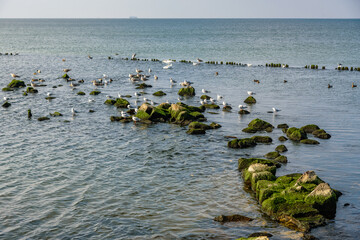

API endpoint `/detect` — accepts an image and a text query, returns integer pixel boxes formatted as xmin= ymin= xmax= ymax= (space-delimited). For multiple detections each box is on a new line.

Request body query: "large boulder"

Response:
xmin=245 ymin=118 xmax=274 ymax=133
xmin=244 ymin=96 xmax=257 ymax=104
xmin=7 ymin=79 xmax=26 ymax=88
xmin=286 ymin=127 xmax=307 ymax=141
xmin=114 ymin=98 xmax=130 ymax=108
xmin=178 ymin=86 xmax=195 ymax=96
xmin=301 ymin=124 xmax=320 ymax=133
xmin=312 ymin=129 xmax=331 ymax=139
xmin=228 ymin=138 xmax=257 ymax=149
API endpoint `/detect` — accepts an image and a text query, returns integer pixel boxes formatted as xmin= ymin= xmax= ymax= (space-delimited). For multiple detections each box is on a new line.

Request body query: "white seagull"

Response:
xmin=131 ymin=53 xmax=136 ymax=60
xmin=71 ymin=108 xmax=77 ymax=116
xmin=247 ymin=91 xmax=255 ymax=96
xmin=154 ymin=75 xmax=158 ymax=80
xmin=272 ymin=107 xmax=281 ymax=113
xmin=132 ymin=116 xmax=141 ymax=122
xmin=10 ymin=73 xmax=20 ymax=78
xmin=202 ymin=89 xmax=210 ymax=94
xmin=238 ymin=105 xmax=247 ymax=110
xmin=217 ymin=94 xmax=223 ymax=100
xmin=163 ymin=64 xmax=172 ymax=69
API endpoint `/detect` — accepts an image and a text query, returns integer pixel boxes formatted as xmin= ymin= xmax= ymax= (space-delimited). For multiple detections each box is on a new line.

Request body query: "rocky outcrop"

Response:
xmin=286 ymin=127 xmax=308 ymax=141
xmin=178 ymin=86 xmax=195 ymax=96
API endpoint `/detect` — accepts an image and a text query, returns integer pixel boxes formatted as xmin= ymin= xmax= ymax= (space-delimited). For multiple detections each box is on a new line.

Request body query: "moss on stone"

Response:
xmin=178 ymin=86 xmax=195 ymax=96
xmin=275 ymin=145 xmax=288 ymax=153
xmin=77 ymin=91 xmax=86 ymax=95
xmin=279 ymin=136 xmax=288 ymax=142
xmin=7 ymin=79 xmax=26 ymax=88
xmin=62 ymin=73 xmax=69 ymax=79
xmin=228 ymin=138 xmax=257 ymax=149
xmin=189 ymin=122 xmax=211 ymax=130
xmin=301 ymin=124 xmax=320 ymax=133
xmin=210 ymin=122 xmax=222 ymax=129
xmin=2 ymin=87 xmax=14 ymax=92
xmin=286 ymin=127 xmax=308 ymax=141
xmin=89 ymin=90 xmax=101 ymax=95
xmin=251 ymin=136 xmax=273 ymax=143
xmin=312 ymin=129 xmax=331 ymax=139
xmin=248 ymin=118 xmax=274 ymax=131
xmin=50 ymin=112 xmax=63 ymax=117
xmin=38 ymin=116 xmax=50 ymax=121
xmin=26 ymin=87 xmax=38 ymax=93
xmin=153 ymin=91 xmax=166 ymax=96
xmin=242 ymin=127 xmax=258 ymax=133
xmin=244 ymin=96 xmax=257 ymax=104
xmin=136 ymin=83 xmax=152 ymax=89
xmin=104 ymin=99 xmax=117 ymax=105
xmin=264 ymin=151 xmax=280 ymax=159
xmin=135 ymin=110 xmax=151 ymax=120
xmin=277 ymin=123 xmax=289 ymax=129
xmin=186 ymin=128 xmax=206 ymax=135
xmin=238 ymin=109 xmax=250 ymax=114
xmin=2 ymin=101 xmax=11 ymax=108
xmin=200 ymin=95 xmax=211 ymax=100
xmin=238 ymin=158 xmax=277 ymax=170
xmin=114 ymin=98 xmax=130 ymax=108
xmin=214 ymin=214 xmax=253 ymax=223
xmin=300 ymin=139 xmax=320 ymax=145
xmin=274 ymin=155 xmax=288 ymax=163
xmin=204 ymin=104 xmax=220 ymax=109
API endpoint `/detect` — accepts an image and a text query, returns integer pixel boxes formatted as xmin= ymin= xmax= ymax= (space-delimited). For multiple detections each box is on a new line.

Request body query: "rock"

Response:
xmin=77 ymin=91 xmax=86 ymax=95
xmin=37 ymin=116 xmax=50 ymax=121
xmin=248 ymin=233 xmax=273 ymax=238
xmin=301 ymin=234 xmax=320 ymax=240
xmin=204 ymin=104 xmax=220 ymax=109
xmin=300 ymin=139 xmax=320 ymax=145
xmin=296 ymin=171 xmax=323 ymax=185
xmin=104 ymin=99 xmax=117 ymax=105
xmin=305 ymin=183 xmax=338 ymax=219
xmin=110 ymin=116 xmax=132 ymax=123
xmin=114 ymin=98 xmax=130 ymax=108
xmin=282 ymin=128 xmax=288 ymax=134
xmin=277 ymin=123 xmax=289 ymax=129
xmin=2 ymin=87 xmax=14 ymax=92
xmin=251 ymin=136 xmax=273 ymax=143
xmin=265 ymin=127 xmax=273 ymax=133
xmin=189 ymin=122 xmax=211 ymax=130
xmin=264 ymin=151 xmax=280 ymax=159
xmin=238 ymin=158 xmax=279 ymax=171
xmin=26 ymin=87 xmax=38 ymax=93
xmin=7 ymin=79 xmax=26 ymax=88
xmin=301 ymin=124 xmax=320 ymax=133
xmin=210 ymin=122 xmax=222 ymax=129
xmin=242 ymin=127 xmax=258 ymax=133
xmin=278 ymin=136 xmax=288 ymax=142
xmin=274 ymin=155 xmax=288 ymax=163
xmin=2 ymin=101 xmax=11 ymax=108
xmin=178 ymin=86 xmax=195 ymax=96
xmin=228 ymin=138 xmax=257 ymax=149
xmin=200 ymin=95 xmax=211 ymax=100
xmin=28 ymin=109 xmax=32 ymax=119
xmin=286 ymin=127 xmax=307 ymax=141
xmin=248 ymin=118 xmax=274 ymax=131
xmin=89 ymin=109 xmax=95 ymax=113
xmin=244 ymin=96 xmax=257 ymax=104
xmin=158 ymin=102 xmax=171 ymax=109
xmin=89 ymin=90 xmax=101 ymax=95
xmin=238 ymin=109 xmax=250 ymax=114
xmin=62 ymin=73 xmax=69 ymax=79
xmin=275 ymin=145 xmax=288 ymax=153
xmin=50 ymin=112 xmax=63 ymax=117
xmin=45 ymin=96 xmax=56 ymax=100
xmin=312 ymin=129 xmax=331 ymax=139
xmin=214 ymin=214 xmax=253 ymax=223
xmin=223 ymin=105 xmax=232 ymax=111
xmin=153 ymin=91 xmax=166 ymax=96
xmin=186 ymin=128 xmax=206 ymax=135
xmin=236 ymin=237 xmax=269 ymax=240
xmin=136 ymin=83 xmax=153 ymax=89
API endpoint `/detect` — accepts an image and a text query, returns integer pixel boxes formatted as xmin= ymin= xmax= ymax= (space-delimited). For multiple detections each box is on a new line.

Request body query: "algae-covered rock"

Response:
xmin=223 ymin=105 xmax=232 ymax=111
xmin=110 ymin=116 xmax=132 ymax=123
xmin=264 ymin=151 xmax=280 ymax=159
xmin=135 ymin=110 xmax=151 ymax=120
xmin=286 ymin=127 xmax=307 ymax=141
xmin=277 ymin=123 xmax=289 ymax=129
xmin=158 ymin=102 xmax=171 ymax=109
xmin=45 ymin=96 xmax=56 ymax=100
xmin=228 ymin=138 xmax=257 ymax=149
xmin=210 ymin=122 xmax=222 ymax=129
xmin=275 ymin=145 xmax=288 ymax=153
xmin=248 ymin=118 xmax=274 ymax=131
xmin=149 ymin=107 xmax=170 ymax=122
xmin=214 ymin=214 xmax=253 ymax=223
xmin=26 ymin=87 xmax=38 ymax=93
xmin=186 ymin=128 xmax=206 ymax=135
xmin=279 ymin=136 xmax=288 ymax=142
xmin=188 ymin=122 xmax=211 ymax=130
xmin=301 ymin=124 xmax=320 ymax=133
xmin=244 ymin=96 xmax=257 ymax=104
xmin=136 ymin=83 xmax=152 ymax=89
xmin=251 ymin=136 xmax=273 ymax=143
xmin=38 ymin=116 xmax=50 ymax=121
xmin=114 ymin=98 xmax=130 ymax=108
xmin=50 ymin=112 xmax=63 ymax=117
xmin=139 ymin=103 xmax=154 ymax=114
xmin=62 ymin=73 xmax=69 ymax=79
xmin=178 ymin=86 xmax=195 ymax=96
xmin=242 ymin=127 xmax=257 ymax=133
xmin=312 ymin=129 xmax=331 ymax=139
xmin=89 ymin=90 xmax=101 ymax=95
xmin=104 ymin=99 xmax=117 ymax=105
xmin=204 ymin=104 xmax=220 ymax=109
xmin=2 ymin=101 xmax=11 ymax=108
xmin=28 ymin=109 xmax=32 ymax=119
xmin=7 ymin=79 xmax=26 ymax=88
xmin=300 ymin=139 xmax=320 ymax=145
xmin=274 ymin=155 xmax=288 ymax=163
xmin=238 ymin=158 xmax=278 ymax=171
xmin=200 ymin=95 xmax=211 ymax=100
xmin=296 ymin=171 xmax=323 ymax=185
xmin=153 ymin=91 xmax=166 ymax=96
xmin=239 ymin=109 xmax=250 ymax=114
xmin=2 ymin=87 xmax=14 ymax=92
xmin=77 ymin=91 xmax=86 ymax=95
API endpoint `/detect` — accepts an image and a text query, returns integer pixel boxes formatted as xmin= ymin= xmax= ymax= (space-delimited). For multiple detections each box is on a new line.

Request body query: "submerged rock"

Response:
xmin=214 ymin=214 xmax=253 ymax=223
xmin=26 ymin=87 xmax=38 ymax=93
xmin=89 ymin=90 xmax=101 ymax=95
xmin=114 ymin=98 xmax=130 ymax=108
xmin=264 ymin=151 xmax=280 ymax=159
xmin=274 ymin=155 xmax=288 ymax=163
xmin=62 ymin=73 xmax=69 ymax=79
xmin=153 ymin=91 xmax=166 ymax=96
xmin=275 ymin=145 xmax=288 ymax=153
xmin=110 ymin=116 xmax=132 ymax=123
xmin=244 ymin=96 xmax=257 ymax=104
xmin=136 ymin=83 xmax=152 ymax=89
xmin=186 ymin=128 xmax=206 ymax=135
xmin=228 ymin=138 xmax=257 ymax=149
xmin=209 ymin=122 xmax=222 ymax=129
xmin=243 ymin=118 xmax=274 ymax=133
xmin=278 ymin=136 xmax=288 ymax=142
xmin=300 ymin=139 xmax=320 ymax=145
xmin=28 ymin=109 xmax=32 ymax=119
xmin=7 ymin=79 xmax=26 ymax=88
xmin=301 ymin=124 xmax=320 ymax=133
xmin=200 ymin=95 xmax=211 ymax=100
xmin=50 ymin=112 xmax=63 ymax=117
xmin=2 ymin=87 xmax=14 ymax=92
xmin=277 ymin=123 xmax=289 ymax=129
xmin=312 ymin=129 xmax=331 ymax=139
xmin=238 ymin=109 xmax=250 ymax=114
xmin=2 ymin=101 xmax=11 ymax=108
xmin=77 ymin=91 xmax=86 ymax=95
xmin=286 ymin=127 xmax=308 ymax=141
xmin=104 ymin=99 xmax=117 ymax=105
xmin=178 ymin=86 xmax=195 ymax=96
xmin=251 ymin=136 xmax=273 ymax=143
xmin=188 ymin=122 xmax=212 ymax=130
xmin=37 ymin=116 xmax=50 ymax=121
xmin=204 ymin=104 xmax=220 ymax=109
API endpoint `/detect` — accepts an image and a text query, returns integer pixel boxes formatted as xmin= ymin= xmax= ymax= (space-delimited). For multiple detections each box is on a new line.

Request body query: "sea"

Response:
xmin=0 ymin=19 xmax=359 ymax=240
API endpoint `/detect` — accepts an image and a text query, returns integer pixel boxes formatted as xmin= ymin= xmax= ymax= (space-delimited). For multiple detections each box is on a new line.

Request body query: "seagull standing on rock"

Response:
xmin=238 ymin=105 xmax=247 ymax=110
xmin=272 ymin=107 xmax=281 ymax=113
xmin=10 ymin=73 xmax=20 ymax=78
xmin=247 ymin=91 xmax=255 ymax=96
xmin=202 ymin=89 xmax=210 ymax=94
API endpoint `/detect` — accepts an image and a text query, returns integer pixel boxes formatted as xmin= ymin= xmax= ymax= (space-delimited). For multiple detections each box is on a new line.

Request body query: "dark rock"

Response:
xmin=248 ymin=232 xmax=273 ymax=238
xmin=89 ymin=109 xmax=95 ymax=113
xmin=312 ymin=129 xmax=331 ymax=139
xmin=264 ymin=151 xmax=280 ymax=159
xmin=277 ymin=123 xmax=289 ymax=129
xmin=50 ymin=112 xmax=63 ymax=117
xmin=242 ymin=127 xmax=258 ymax=133
xmin=214 ymin=214 xmax=253 ymax=223
xmin=274 ymin=155 xmax=288 ymax=163
xmin=247 ymin=118 xmax=274 ymax=132
xmin=45 ymin=96 xmax=56 ymax=100
xmin=301 ymin=124 xmax=320 ymax=133
xmin=62 ymin=73 xmax=69 ymax=79
xmin=186 ymin=128 xmax=206 ymax=135
xmin=244 ymin=96 xmax=257 ymax=104
xmin=28 ymin=109 xmax=32 ymax=119
xmin=251 ymin=136 xmax=273 ymax=143
xmin=104 ymin=99 xmax=117 ymax=105
xmin=265 ymin=127 xmax=273 ymax=133
xmin=77 ymin=91 xmax=86 ymax=95
xmin=238 ymin=109 xmax=250 ymax=114
xmin=228 ymin=138 xmax=257 ymax=149
xmin=178 ymin=86 xmax=195 ymax=96
xmin=89 ymin=90 xmax=101 ymax=95
xmin=2 ymin=87 xmax=14 ymax=92
xmin=200 ymin=95 xmax=211 ymax=100
xmin=275 ymin=145 xmax=288 ymax=153
xmin=210 ymin=122 xmax=222 ymax=129
xmin=188 ymin=122 xmax=212 ymax=130
xmin=278 ymin=136 xmax=288 ymax=142
xmin=286 ymin=127 xmax=308 ymax=141
xmin=26 ymin=87 xmax=38 ymax=93
xmin=38 ymin=116 xmax=50 ymax=121
xmin=300 ymin=139 xmax=320 ymax=145
xmin=7 ymin=79 xmax=26 ymax=88
xmin=204 ymin=104 xmax=220 ymax=109
xmin=153 ymin=91 xmax=166 ymax=96
xmin=223 ymin=105 xmax=232 ymax=111
xmin=114 ymin=98 xmax=130 ymax=108
xmin=110 ymin=116 xmax=132 ymax=123
xmin=2 ymin=101 xmax=11 ymax=108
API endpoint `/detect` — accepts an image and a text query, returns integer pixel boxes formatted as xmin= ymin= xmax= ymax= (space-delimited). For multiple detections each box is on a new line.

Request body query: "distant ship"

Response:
xmin=129 ymin=16 xmax=138 ymax=19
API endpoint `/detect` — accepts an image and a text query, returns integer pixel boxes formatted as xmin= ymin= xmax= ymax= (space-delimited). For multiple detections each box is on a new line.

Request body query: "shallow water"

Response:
xmin=0 ymin=19 xmax=360 ymax=240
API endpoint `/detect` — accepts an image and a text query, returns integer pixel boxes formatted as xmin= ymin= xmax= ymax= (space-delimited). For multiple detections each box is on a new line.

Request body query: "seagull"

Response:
xmin=193 ymin=62 xmax=200 ymax=66
xmin=63 ymin=69 xmax=71 ymax=72
xmin=88 ymin=55 xmax=93 ymax=59
xmin=46 ymin=92 xmax=53 ymax=97
xmin=238 ymin=105 xmax=247 ymax=110
xmin=162 ymin=59 xmax=172 ymax=64
xmin=246 ymin=64 xmax=252 ymax=67
xmin=200 ymin=100 xmax=205 ymax=105
xmin=103 ymin=74 xmax=108 ymax=79
xmin=328 ymin=84 xmax=333 ymax=88
xmin=223 ymin=101 xmax=230 ymax=107
xmin=337 ymin=63 xmax=342 ymax=68
xmin=121 ymin=111 xmax=129 ymax=118
xmin=131 ymin=53 xmax=136 ymax=60
xmin=217 ymin=94 xmax=223 ymax=100
xmin=197 ymin=58 xmax=203 ymax=63
xmin=132 ymin=116 xmax=141 ymax=122
xmin=247 ymin=91 xmax=255 ymax=96
xmin=37 ymin=70 xmax=41 ymax=73
xmin=202 ymin=89 xmax=210 ymax=94
xmin=154 ymin=75 xmax=158 ymax=80
xmin=127 ymin=105 xmax=131 ymax=109
xmin=136 ymin=69 xmax=143 ymax=73
xmin=148 ymin=68 xmax=152 ymax=73
xmin=272 ymin=107 xmax=281 ymax=113
xmin=134 ymin=92 xmax=139 ymax=97
xmin=88 ymin=99 xmax=95 ymax=102
xmin=10 ymin=73 xmax=20 ymax=78
xmin=170 ymin=78 xmax=177 ymax=84
xmin=209 ymin=98 xmax=215 ymax=104
xmin=71 ymin=108 xmax=77 ymax=116
xmin=163 ymin=64 xmax=172 ymax=69
xmin=118 ymin=93 xmax=123 ymax=98
xmin=134 ymin=108 xmax=138 ymax=113
xmin=143 ymin=97 xmax=149 ymax=102
xmin=3 ymin=96 xmax=11 ymax=100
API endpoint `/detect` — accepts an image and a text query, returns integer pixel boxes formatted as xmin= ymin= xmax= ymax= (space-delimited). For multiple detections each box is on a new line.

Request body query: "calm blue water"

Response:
xmin=0 ymin=19 xmax=359 ymax=240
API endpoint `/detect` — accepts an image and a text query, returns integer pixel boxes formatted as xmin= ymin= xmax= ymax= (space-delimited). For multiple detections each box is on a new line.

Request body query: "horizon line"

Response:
xmin=0 ymin=17 xmax=359 ymax=20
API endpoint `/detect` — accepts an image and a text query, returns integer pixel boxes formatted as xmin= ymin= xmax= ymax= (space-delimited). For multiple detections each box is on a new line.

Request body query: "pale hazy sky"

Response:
xmin=0 ymin=0 xmax=359 ymax=18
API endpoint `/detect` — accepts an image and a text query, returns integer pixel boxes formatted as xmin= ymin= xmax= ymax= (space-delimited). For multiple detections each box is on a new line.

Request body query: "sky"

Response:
xmin=0 ymin=0 xmax=359 ymax=19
